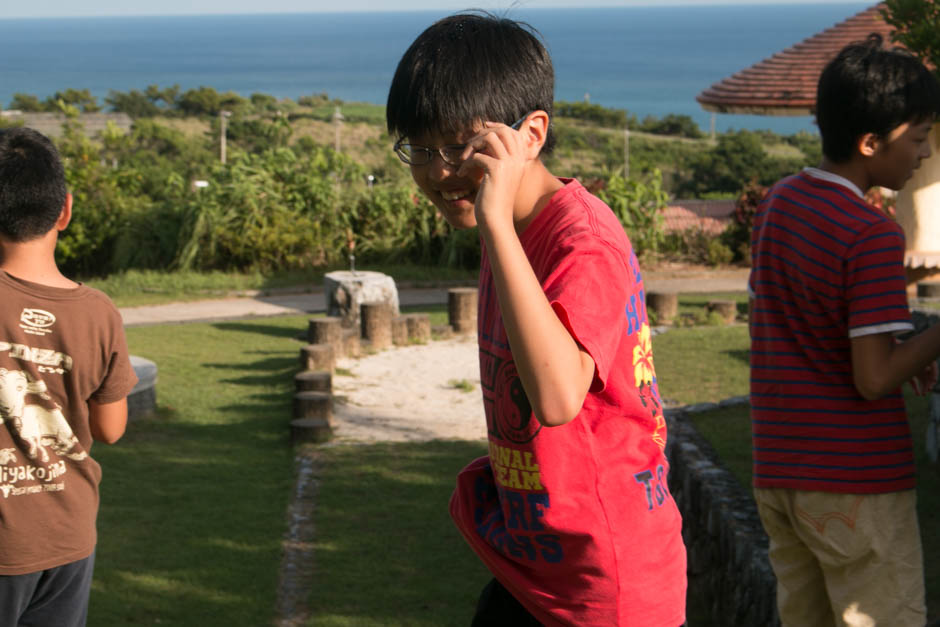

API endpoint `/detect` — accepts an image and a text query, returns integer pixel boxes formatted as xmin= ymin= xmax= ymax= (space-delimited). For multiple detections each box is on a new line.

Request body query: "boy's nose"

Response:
xmin=427 ymin=153 xmax=459 ymax=181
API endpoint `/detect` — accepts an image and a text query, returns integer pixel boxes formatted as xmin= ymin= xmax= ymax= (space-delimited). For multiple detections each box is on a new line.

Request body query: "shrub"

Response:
xmin=596 ymin=169 xmax=669 ymax=258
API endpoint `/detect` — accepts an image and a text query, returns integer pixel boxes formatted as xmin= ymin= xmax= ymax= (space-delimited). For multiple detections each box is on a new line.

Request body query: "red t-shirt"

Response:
xmin=450 ymin=180 xmax=687 ymax=626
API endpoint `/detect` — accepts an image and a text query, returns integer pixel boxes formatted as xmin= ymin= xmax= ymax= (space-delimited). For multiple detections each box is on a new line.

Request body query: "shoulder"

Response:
xmin=74 ymin=286 xmax=125 ymax=327
xmin=536 ymin=179 xmax=632 ymax=259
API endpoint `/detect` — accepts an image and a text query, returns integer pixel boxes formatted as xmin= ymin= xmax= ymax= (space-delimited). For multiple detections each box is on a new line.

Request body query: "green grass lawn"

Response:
xmin=309 ymin=442 xmax=490 ymax=626
xmin=91 ymin=315 xmax=309 ymax=625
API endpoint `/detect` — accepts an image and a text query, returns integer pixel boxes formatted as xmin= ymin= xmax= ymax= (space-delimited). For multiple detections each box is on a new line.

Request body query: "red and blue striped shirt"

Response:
xmin=749 ymin=169 xmax=915 ymax=493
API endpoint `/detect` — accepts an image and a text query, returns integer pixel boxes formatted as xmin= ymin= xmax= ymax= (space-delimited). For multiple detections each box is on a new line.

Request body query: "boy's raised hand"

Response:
xmin=458 ymin=118 xmax=531 ymax=230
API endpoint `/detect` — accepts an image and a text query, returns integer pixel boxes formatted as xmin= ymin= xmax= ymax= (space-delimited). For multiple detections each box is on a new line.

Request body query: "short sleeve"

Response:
xmin=845 ymin=219 xmax=913 ymax=338
xmin=91 ymin=306 xmax=138 ymax=404
xmin=542 ymin=236 xmax=634 ymax=389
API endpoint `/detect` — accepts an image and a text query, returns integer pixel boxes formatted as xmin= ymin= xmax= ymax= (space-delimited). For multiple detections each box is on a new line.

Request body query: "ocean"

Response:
xmin=0 ymin=3 xmax=872 ymax=135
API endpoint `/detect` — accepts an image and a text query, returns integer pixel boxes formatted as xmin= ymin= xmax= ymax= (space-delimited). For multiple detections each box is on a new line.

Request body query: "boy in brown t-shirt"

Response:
xmin=0 ymin=127 xmax=137 ymax=626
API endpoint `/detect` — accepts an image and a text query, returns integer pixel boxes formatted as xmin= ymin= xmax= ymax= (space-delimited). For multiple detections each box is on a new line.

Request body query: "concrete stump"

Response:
xmin=918 ymin=280 xmax=940 ymax=298
xmin=307 ymin=316 xmax=344 ymax=347
xmin=300 ymin=343 xmax=334 ymax=372
xmin=392 ymin=317 xmax=410 ymax=346
xmin=342 ymin=328 xmax=361 ymax=358
xmin=293 ymin=390 xmax=332 ymax=421
xmin=324 ymin=270 xmax=399 ymax=329
xmin=707 ymin=300 xmax=738 ymax=325
xmin=290 ymin=418 xmax=331 ymax=444
xmin=403 ymin=313 xmax=431 ymax=344
xmin=128 ymin=355 xmax=158 ymax=421
xmin=295 ymin=370 xmax=332 ymax=393
xmin=448 ymin=287 xmax=478 ymax=334
xmin=361 ymin=302 xmax=394 ymax=350
xmin=647 ymin=291 xmax=678 ymax=325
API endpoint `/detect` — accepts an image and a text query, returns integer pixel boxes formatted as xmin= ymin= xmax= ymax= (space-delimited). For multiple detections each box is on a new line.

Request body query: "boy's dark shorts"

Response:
xmin=0 ymin=551 xmax=95 ymax=627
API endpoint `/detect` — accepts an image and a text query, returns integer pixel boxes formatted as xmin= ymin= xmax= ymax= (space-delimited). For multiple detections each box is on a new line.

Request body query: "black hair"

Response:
xmin=386 ymin=11 xmax=556 ymax=154
xmin=816 ymin=33 xmax=940 ymax=162
xmin=0 ymin=127 xmax=67 ymax=242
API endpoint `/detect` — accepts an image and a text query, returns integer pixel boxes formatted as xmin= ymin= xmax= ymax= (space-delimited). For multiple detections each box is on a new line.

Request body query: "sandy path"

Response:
xmin=329 ymin=334 xmax=487 ymax=443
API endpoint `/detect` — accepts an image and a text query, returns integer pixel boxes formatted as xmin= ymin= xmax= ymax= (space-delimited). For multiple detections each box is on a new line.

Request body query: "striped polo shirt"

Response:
xmin=749 ymin=168 xmax=915 ymax=493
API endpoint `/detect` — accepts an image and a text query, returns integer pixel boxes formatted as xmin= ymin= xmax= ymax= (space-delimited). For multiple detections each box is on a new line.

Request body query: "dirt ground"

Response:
xmin=330 ymin=333 xmax=486 ymax=443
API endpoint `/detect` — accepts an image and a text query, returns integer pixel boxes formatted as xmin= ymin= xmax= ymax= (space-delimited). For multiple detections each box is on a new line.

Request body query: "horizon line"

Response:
xmin=0 ymin=1 xmax=873 ymax=21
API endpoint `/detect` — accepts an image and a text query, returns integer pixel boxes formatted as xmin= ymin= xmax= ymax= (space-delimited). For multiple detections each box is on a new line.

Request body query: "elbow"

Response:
xmin=532 ymin=395 xmax=584 ymax=428
xmin=853 ymin=374 xmax=892 ymax=401
xmin=93 ymin=425 xmax=126 ymax=445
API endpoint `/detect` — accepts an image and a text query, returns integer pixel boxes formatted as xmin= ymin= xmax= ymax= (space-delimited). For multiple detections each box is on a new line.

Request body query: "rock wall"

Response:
xmin=665 ymin=400 xmax=780 ymax=627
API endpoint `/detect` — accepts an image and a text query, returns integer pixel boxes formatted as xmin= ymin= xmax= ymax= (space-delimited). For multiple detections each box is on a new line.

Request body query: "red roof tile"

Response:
xmin=696 ymin=3 xmax=893 ymax=115
xmin=662 ymin=200 xmax=735 ymax=235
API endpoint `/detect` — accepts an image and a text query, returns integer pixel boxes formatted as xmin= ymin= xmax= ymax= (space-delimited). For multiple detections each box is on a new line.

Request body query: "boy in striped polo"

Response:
xmin=749 ymin=35 xmax=940 ymax=627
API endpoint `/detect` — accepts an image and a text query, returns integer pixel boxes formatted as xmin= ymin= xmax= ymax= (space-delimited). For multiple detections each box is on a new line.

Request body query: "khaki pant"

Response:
xmin=754 ymin=488 xmax=926 ymax=627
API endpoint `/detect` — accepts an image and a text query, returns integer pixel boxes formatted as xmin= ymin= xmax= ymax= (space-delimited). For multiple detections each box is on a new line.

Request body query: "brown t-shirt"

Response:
xmin=0 ymin=270 xmax=137 ymax=574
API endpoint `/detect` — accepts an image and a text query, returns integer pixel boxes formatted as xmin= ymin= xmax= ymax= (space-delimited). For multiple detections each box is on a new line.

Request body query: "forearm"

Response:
xmin=480 ymin=221 xmax=595 ymax=427
xmin=852 ymin=323 xmax=940 ymax=400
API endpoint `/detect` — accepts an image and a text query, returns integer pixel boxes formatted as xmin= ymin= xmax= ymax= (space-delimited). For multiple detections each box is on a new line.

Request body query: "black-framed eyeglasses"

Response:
xmin=393 ymin=113 xmax=531 ymax=166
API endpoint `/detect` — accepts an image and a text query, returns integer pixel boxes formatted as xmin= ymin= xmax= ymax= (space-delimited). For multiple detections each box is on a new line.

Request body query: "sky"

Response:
xmin=5 ymin=0 xmax=873 ymax=19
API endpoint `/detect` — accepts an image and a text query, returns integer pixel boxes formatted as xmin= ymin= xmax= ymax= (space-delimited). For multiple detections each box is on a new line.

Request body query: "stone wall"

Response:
xmin=665 ymin=400 xmax=780 ymax=627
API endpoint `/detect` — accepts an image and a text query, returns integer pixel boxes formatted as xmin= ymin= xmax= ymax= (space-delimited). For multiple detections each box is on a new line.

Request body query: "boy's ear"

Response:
xmin=56 ymin=193 xmax=73 ymax=232
xmin=857 ymin=132 xmax=881 ymax=158
xmin=520 ymin=110 xmax=551 ymax=159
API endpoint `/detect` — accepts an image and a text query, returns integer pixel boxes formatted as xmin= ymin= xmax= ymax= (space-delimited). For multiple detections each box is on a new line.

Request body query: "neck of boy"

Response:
xmin=818 ymin=157 xmax=872 ymax=196
xmin=0 ymin=234 xmax=78 ymax=289
xmin=512 ymin=161 xmax=565 ymax=235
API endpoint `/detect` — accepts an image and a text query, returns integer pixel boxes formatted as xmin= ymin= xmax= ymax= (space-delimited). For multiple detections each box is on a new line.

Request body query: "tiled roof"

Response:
xmin=696 ymin=3 xmax=893 ymax=115
xmin=662 ymin=200 xmax=735 ymax=235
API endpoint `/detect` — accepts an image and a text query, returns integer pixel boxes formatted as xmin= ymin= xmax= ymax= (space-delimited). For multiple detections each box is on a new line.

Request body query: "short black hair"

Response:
xmin=0 ymin=127 xmax=67 ymax=241
xmin=816 ymin=33 xmax=940 ymax=162
xmin=386 ymin=11 xmax=556 ymax=154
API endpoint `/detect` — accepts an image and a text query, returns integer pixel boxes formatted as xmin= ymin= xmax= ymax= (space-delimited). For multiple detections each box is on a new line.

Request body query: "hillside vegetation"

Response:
xmin=2 ymin=87 xmax=820 ymax=279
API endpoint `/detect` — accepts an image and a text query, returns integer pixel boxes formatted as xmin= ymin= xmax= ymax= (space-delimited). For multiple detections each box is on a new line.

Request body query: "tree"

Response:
xmin=882 ymin=0 xmax=940 ymax=78
xmin=106 ymin=89 xmax=160 ymax=118
xmin=178 ymin=86 xmax=224 ymax=116
xmin=46 ymin=88 xmax=100 ymax=113
xmin=9 ymin=93 xmax=47 ymax=112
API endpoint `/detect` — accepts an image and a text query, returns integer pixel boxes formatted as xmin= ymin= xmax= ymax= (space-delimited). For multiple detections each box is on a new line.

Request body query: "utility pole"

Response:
xmin=624 ymin=127 xmax=630 ymax=179
xmin=333 ymin=105 xmax=344 ymax=153
xmin=219 ymin=110 xmax=231 ymax=164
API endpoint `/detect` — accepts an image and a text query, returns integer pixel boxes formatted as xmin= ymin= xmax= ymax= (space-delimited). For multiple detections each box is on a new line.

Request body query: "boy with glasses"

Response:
xmin=387 ymin=11 xmax=686 ymax=626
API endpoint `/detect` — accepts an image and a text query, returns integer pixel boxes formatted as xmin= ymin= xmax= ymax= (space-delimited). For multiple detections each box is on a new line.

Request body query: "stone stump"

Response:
xmin=392 ymin=317 xmax=410 ymax=346
xmin=295 ymin=370 xmax=332 ymax=393
xmin=647 ymin=291 xmax=678 ymax=325
xmin=128 ymin=355 xmax=158 ymax=421
xmin=300 ymin=343 xmax=334 ymax=372
xmin=448 ymin=287 xmax=478 ymax=334
xmin=324 ymin=270 xmax=399 ymax=330
xmin=290 ymin=418 xmax=332 ymax=444
xmin=342 ymin=328 xmax=361 ymax=359
xmin=707 ymin=300 xmax=738 ymax=325
xmin=291 ymin=391 xmax=332 ymax=444
xmin=307 ymin=316 xmax=344 ymax=349
xmin=361 ymin=302 xmax=394 ymax=350
xmin=403 ymin=313 xmax=431 ymax=344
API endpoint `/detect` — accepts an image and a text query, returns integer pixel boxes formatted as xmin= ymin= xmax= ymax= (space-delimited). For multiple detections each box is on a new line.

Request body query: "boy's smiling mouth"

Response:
xmin=441 ymin=189 xmax=472 ymax=201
